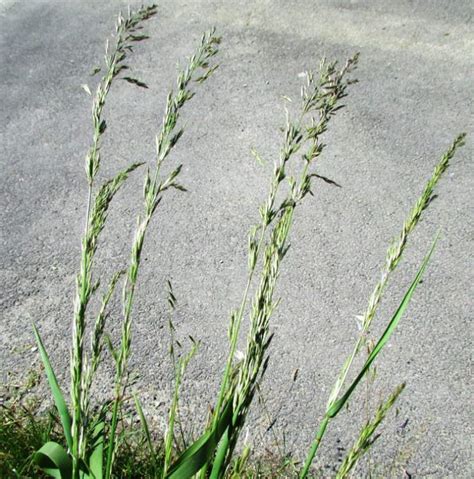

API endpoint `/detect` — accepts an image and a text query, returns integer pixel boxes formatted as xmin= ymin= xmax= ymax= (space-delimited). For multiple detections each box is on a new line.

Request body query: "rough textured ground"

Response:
xmin=1 ymin=0 xmax=472 ymax=477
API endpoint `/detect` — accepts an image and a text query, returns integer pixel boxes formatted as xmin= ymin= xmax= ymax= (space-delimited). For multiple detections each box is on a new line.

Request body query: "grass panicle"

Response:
xmin=104 ymin=27 xmax=220 ymax=479
xmin=335 ymin=383 xmax=406 ymax=479
xmin=71 ymin=6 xmax=158 ymax=478
xmin=30 ymin=5 xmax=219 ymax=479
xmin=204 ymin=54 xmax=359 ymax=479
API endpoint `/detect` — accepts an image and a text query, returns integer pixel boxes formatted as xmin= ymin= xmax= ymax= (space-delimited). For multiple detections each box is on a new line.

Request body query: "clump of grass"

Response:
xmin=0 ymin=403 xmax=54 ymax=478
xmin=0 ymin=384 xmax=159 ymax=479
xmin=30 ymin=5 xmax=220 ymax=479
xmin=0 ymin=3 xmax=466 ymax=479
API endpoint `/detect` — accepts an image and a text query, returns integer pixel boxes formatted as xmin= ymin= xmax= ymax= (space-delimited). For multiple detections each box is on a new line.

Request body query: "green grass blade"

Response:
xmin=34 ymin=441 xmax=72 ymax=479
xmin=133 ymin=394 xmax=158 ymax=474
xmin=165 ymin=398 xmax=233 ymax=479
xmin=164 ymin=341 xmax=199 ymax=477
xmin=104 ymin=396 xmax=120 ymax=479
xmin=33 ymin=324 xmax=73 ymax=452
xmin=88 ymin=420 xmax=104 ymax=479
xmin=327 ymin=234 xmax=437 ymax=418
xmin=209 ymin=427 xmax=230 ymax=479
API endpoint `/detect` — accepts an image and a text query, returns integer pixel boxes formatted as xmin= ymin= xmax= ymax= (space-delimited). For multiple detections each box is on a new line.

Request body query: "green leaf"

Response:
xmin=87 ymin=420 xmax=104 ymax=479
xmin=327 ymin=235 xmax=438 ymax=418
xmin=34 ymin=441 xmax=72 ymax=479
xmin=33 ymin=325 xmax=73 ymax=451
xmin=165 ymin=398 xmax=233 ymax=479
xmin=134 ymin=394 xmax=157 ymax=472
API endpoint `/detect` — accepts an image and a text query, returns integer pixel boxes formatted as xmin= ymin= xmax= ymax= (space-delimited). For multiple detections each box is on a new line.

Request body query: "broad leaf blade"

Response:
xmin=89 ymin=420 xmax=104 ymax=479
xmin=34 ymin=441 xmax=72 ymax=479
xmin=33 ymin=324 xmax=73 ymax=451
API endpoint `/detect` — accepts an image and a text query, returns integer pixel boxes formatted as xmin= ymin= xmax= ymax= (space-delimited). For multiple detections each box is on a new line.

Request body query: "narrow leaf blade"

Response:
xmin=33 ymin=324 xmax=73 ymax=451
xmin=89 ymin=420 xmax=104 ymax=479
xmin=328 ymin=235 xmax=438 ymax=418
xmin=134 ymin=394 xmax=157 ymax=471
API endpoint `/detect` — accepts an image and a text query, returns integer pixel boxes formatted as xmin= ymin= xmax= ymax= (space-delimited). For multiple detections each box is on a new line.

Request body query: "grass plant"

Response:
xmin=0 ymin=3 xmax=466 ymax=479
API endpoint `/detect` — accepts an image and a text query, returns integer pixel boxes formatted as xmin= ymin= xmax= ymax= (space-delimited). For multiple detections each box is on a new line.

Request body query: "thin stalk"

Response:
xmin=104 ymin=30 xmax=220 ymax=479
xmin=84 ymin=187 xmax=93 ymax=235
xmin=205 ymin=141 xmax=295 ymax=479
xmin=104 ymin=397 xmax=121 ymax=479
xmin=210 ymin=208 xmax=296 ymax=478
xmin=69 ymin=6 xmax=158 ymax=477
xmin=300 ymin=416 xmax=329 ymax=478
xmin=134 ymin=394 xmax=159 ymax=475
xmin=211 ymin=212 xmax=267 ymax=430
xmin=163 ymin=342 xmax=199 ymax=478
xmin=211 ymin=93 xmax=313 ymax=434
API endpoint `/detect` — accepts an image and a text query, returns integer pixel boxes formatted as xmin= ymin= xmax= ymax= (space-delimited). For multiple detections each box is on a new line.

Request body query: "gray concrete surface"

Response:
xmin=1 ymin=0 xmax=472 ymax=477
